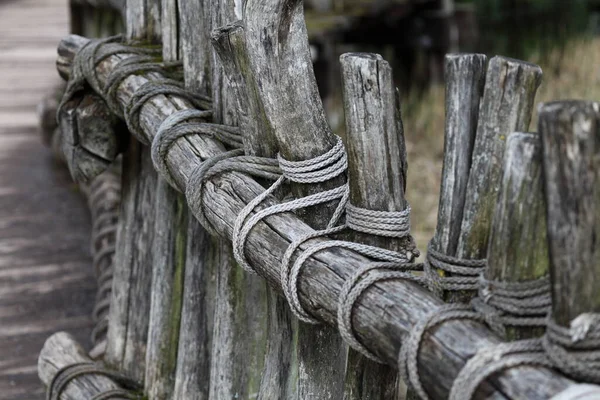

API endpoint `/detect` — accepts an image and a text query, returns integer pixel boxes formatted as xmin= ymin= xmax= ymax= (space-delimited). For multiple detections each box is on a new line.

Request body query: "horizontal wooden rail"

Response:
xmin=56 ymin=34 xmax=579 ymax=400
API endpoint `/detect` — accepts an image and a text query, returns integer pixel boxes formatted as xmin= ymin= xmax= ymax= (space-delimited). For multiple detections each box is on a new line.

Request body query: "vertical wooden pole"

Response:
xmin=486 ymin=132 xmax=549 ymax=340
xmin=340 ymin=52 xmax=409 ymax=400
xmin=144 ymin=7 xmax=188 ymax=399
xmin=456 ymin=57 xmax=542 ymax=261
xmin=200 ymin=3 xmax=269 ymax=400
xmin=213 ymin=23 xmax=297 ymax=400
xmin=171 ymin=3 xmax=214 ymax=400
xmin=431 ymin=54 xmax=486 ymax=257
xmin=105 ymin=0 xmax=161 ymax=382
xmin=244 ymin=1 xmax=347 ymax=397
xmin=440 ymin=56 xmax=542 ymax=302
xmin=540 ymin=101 xmax=600 ymax=326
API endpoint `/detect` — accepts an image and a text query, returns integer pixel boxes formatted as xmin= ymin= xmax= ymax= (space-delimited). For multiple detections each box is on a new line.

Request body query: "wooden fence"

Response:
xmin=35 ymin=0 xmax=600 ymax=399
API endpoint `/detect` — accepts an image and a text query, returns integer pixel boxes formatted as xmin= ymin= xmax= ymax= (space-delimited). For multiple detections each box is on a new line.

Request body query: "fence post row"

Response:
xmin=36 ymin=0 xmax=600 ymax=399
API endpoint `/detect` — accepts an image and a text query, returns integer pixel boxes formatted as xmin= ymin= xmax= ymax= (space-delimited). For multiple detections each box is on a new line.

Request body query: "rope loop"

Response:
xmin=448 ymin=339 xmax=552 ymax=400
xmin=472 ymin=274 xmax=551 ymax=337
xmin=277 ymin=136 xmax=347 ymax=184
xmin=337 ymin=262 xmax=426 ymax=362
xmin=424 ymin=241 xmax=486 ymax=295
xmin=398 ymin=303 xmax=484 ymax=400
xmin=125 ymin=80 xmax=212 ymax=145
xmin=543 ymin=314 xmax=600 ymax=384
xmin=346 ymin=203 xmax=411 ymax=238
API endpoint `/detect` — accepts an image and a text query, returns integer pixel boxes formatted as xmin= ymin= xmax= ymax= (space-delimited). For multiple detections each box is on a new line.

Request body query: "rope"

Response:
xmin=424 ymin=241 xmax=486 ymax=295
xmin=152 ymin=109 xmax=244 ymax=190
xmin=46 ymin=362 xmax=140 ymax=400
xmin=471 ymin=274 xmax=552 ymax=337
xmin=448 ymin=339 xmax=553 ymax=400
xmin=58 ymin=36 xmax=161 ymax=121
xmin=125 ymin=80 xmax=212 ymax=145
xmin=337 ymin=262 xmax=427 ymax=362
xmin=231 ymin=136 xmax=349 ymax=275
xmin=346 ymin=203 xmax=411 ymax=238
xmin=398 ymin=303 xmax=485 ymax=400
xmin=543 ymin=314 xmax=600 ymax=384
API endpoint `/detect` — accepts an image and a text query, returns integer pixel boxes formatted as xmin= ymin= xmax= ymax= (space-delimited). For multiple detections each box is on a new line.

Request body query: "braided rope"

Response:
xmin=424 ymin=241 xmax=486 ymax=295
xmin=398 ymin=303 xmax=485 ymax=400
xmin=472 ymin=274 xmax=551 ymax=337
xmin=337 ymin=262 xmax=427 ymax=362
xmin=543 ymin=314 xmax=600 ymax=384
xmin=346 ymin=203 xmax=411 ymax=238
xmin=125 ymin=80 xmax=212 ymax=145
xmin=449 ymin=339 xmax=553 ymax=400
xmin=152 ymin=109 xmax=244 ymax=190
xmin=46 ymin=362 xmax=140 ymax=400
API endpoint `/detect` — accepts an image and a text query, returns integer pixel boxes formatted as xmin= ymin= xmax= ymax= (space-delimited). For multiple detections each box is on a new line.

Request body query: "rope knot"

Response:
xmin=346 ymin=203 xmax=412 ymax=238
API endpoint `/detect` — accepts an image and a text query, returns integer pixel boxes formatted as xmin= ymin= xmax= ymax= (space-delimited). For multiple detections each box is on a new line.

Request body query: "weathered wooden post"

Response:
xmin=105 ymin=0 xmax=161 ymax=382
xmin=143 ymin=6 xmax=191 ymax=398
xmin=485 ymin=132 xmax=550 ymax=340
xmin=171 ymin=3 xmax=214 ymax=400
xmin=430 ymin=56 xmax=542 ymax=303
xmin=244 ymin=0 xmax=348 ymax=397
xmin=212 ymin=22 xmax=298 ymax=399
xmin=340 ymin=52 xmax=411 ymax=399
xmin=191 ymin=3 xmax=270 ymax=399
xmin=540 ymin=101 xmax=600 ymax=384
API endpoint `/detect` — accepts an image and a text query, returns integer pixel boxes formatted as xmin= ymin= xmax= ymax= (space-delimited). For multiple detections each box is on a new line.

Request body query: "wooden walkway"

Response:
xmin=0 ymin=0 xmax=97 ymax=398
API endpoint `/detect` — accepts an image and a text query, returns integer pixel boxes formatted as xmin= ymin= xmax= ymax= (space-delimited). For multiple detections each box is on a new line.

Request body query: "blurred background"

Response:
xmin=303 ymin=0 xmax=600 ymax=250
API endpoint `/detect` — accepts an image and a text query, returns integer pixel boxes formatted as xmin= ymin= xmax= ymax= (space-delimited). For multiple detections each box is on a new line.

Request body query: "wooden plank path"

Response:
xmin=0 ymin=0 xmax=97 ymax=399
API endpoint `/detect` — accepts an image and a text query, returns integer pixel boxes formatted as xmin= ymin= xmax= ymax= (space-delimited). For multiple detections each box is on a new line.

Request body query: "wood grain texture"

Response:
xmin=432 ymin=54 xmax=486 ymax=257
xmin=171 ymin=3 xmax=214 ymax=398
xmin=205 ymin=3 xmax=269 ymax=399
xmin=57 ymin=35 xmax=580 ymax=400
xmin=340 ymin=52 xmax=406 ymax=399
xmin=144 ymin=17 xmax=187 ymax=400
xmin=145 ymin=180 xmax=186 ymax=400
xmin=457 ymin=57 xmax=542 ymax=261
xmin=38 ymin=332 xmax=125 ymax=400
xmin=105 ymin=137 xmax=157 ymax=383
xmin=213 ymin=23 xmax=297 ymax=400
xmin=487 ymin=132 xmax=548 ymax=339
xmin=539 ymin=101 xmax=600 ymax=325
xmin=244 ymin=2 xmax=348 ymax=397
xmin=105 ymin=0 xmax=161 ymax=383
xmin=173 ymin=217 xmax=213 ymax=400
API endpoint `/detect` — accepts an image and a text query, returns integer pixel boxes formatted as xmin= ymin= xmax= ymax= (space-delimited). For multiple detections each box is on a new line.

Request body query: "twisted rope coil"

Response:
xmin=424 ymin=241 xmax=486 ymax=295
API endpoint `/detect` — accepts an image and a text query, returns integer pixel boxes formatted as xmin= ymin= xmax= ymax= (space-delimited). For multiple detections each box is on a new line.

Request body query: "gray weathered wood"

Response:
xmin=213 ymin=23 xmax=298 ymax=400
xmin=457 ymin=57 xmax=542 ymax=261
xmin=145 ymin=180 xmax=187 ymax=399
xmin=340 ymin=52 xmax=408 ymax=399
xmin=171 ymin=4 xmax=214 ymax=398
xmin=173 ymin=216 xmax=213 ymax=400
xmin=202 ymin=4 xmax=269 ymax=399
xmin=126 ymin=0 xmax=161 ymax=43
xmin=161 ymin=0 xmax=179 ymax=61
xmin=486 ymin=132 xmax=548 ymax=340
xmin=539 ymin=101 xmax=600 ymax=326
xmin=144 ymin=16 xmax=188 ymax=399
xmin=431 ymin=54 xmax=486 ymax=257
xmin=105 ymin=137 xmax=157 ymax=382
xmin=58 ymin=94 xmax=120 ymax=184
xmin=57 ymin=36 xmax=580 ymax=400
xmin=38 ymin=332 xmax=127 ymax=400
xmin=105 ymin=0 xmax=161 ymax=383
xmin=243 ymin=2 xmax=348 ymax=397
